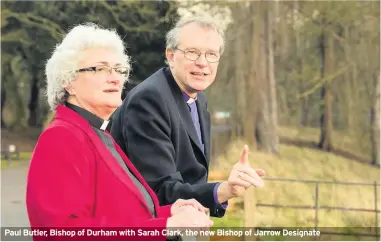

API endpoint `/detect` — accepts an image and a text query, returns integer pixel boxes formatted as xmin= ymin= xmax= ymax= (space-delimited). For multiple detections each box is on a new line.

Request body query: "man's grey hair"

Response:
xmin=166 ymin=15 xmax=225 ymax=54
xmin=45 ymin=23 xmax=131 ymax=111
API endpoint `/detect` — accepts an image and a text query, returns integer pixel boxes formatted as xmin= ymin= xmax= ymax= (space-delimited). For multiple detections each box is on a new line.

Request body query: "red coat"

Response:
xmin=26 ymin=105 xmax=172 ymax=240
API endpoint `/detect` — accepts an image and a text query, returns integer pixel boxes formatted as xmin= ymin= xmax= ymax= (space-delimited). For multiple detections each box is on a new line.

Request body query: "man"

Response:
xmin=111 ymin=15 xmax=265 ymax=218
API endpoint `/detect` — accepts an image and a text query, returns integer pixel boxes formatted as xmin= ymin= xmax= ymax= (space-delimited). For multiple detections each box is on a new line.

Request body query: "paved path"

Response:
xmin=1 ymin=162 xmax=30 ymax=227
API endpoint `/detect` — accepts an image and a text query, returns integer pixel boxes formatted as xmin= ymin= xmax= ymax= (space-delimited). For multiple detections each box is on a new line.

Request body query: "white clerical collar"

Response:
xmin=186 ymin=96 xmax=197 ymax=104
xmin=100 ymin=120 xmax=110 ymax=131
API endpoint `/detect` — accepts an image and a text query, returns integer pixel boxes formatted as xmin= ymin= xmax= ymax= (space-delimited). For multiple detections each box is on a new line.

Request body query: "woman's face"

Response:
xmin=67 ymin=47 xmax=128 ymax=119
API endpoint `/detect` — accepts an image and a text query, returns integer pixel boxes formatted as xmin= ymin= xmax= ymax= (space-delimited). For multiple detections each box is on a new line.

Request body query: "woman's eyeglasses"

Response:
xmin=76 ymin=65 xmax=130 ymax=78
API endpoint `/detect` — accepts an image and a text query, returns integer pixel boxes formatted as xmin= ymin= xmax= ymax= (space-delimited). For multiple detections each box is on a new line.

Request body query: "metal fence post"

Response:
xmin=374 ymin=181 xmax=379 ymax=237
xmin=315 ymin=183 xmax=319 ymax=240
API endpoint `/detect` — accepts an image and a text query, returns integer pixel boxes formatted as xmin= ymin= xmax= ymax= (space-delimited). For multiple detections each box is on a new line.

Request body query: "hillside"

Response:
xmin=278 ymin=126 xmax=372 ymax=164
xmin=208 ymin=139 xmax=380 ymax=235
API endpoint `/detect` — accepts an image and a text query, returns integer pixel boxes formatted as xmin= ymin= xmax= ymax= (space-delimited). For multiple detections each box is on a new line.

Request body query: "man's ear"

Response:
xmin=165 ymin=48 xmax=174 ymax=66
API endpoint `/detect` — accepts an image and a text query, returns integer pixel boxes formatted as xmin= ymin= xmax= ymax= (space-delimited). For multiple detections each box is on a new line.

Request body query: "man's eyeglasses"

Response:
xmin=175 ymin=48 xmax=220 ymax=63
xmin=76 ymin=65 xmax=130 ymax=78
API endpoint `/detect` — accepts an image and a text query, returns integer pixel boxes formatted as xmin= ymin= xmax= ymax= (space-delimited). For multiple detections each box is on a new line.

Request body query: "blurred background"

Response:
xmin=1 ymin=0 xmax=380 ymax=240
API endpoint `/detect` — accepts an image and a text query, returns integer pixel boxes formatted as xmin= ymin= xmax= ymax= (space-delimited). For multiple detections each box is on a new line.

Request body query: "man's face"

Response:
xmin=166 ymin=23 xmax=223 ymax=97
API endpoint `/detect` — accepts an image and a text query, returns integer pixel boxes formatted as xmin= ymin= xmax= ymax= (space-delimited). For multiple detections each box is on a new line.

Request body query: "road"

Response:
xmin=1 ymin=162 xmax=30 ymax=227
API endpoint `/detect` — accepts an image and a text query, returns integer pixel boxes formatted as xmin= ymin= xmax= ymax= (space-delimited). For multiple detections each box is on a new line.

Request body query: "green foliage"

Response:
xmin=1 ymin=0 xmax=179 ymax=128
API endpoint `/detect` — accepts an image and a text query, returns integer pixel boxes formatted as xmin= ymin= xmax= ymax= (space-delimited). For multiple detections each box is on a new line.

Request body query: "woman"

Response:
xmin=26 ymin=23 xmax=213 ymax=240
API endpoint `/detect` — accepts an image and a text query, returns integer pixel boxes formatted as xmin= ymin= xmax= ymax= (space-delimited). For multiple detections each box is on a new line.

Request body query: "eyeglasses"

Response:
xmin=175 ymin=48 xmax=220 ymax=63
xmin=76 ymin=65 xmax=130 ymax=78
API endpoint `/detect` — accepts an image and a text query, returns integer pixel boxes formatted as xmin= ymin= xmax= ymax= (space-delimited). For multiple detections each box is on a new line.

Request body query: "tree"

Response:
xmin=1 ymin=0 xmax=179 ymax=129
xmin=370 ymin=73 xmax=380 ymax=166
xmin=318 ymin=16 xmax=334 ymax=151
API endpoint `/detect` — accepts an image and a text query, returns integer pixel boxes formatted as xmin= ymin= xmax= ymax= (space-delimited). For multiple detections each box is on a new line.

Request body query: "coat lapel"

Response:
xmin=111 ymin=138 xmax=161 ymax=211
xmin=197 ymin=99 xmax=211 ymax=163
xmin=87 ymin=130 xmax=150 ymax=211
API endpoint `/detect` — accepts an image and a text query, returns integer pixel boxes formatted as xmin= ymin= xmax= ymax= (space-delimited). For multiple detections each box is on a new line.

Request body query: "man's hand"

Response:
xmin=217 ymin=145 xmax=265 ymax=203
xmin=171 ymin=198 xmax=208 ymax=215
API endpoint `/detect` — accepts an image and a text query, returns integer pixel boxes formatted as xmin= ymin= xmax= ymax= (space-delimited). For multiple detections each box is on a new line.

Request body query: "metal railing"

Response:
xmin=255 ymin=177 xmax=380 ymax=240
